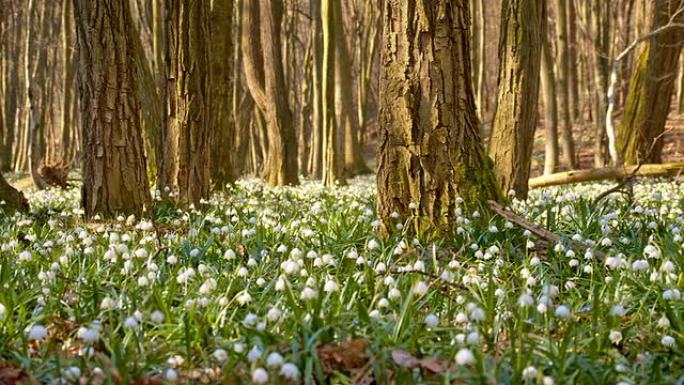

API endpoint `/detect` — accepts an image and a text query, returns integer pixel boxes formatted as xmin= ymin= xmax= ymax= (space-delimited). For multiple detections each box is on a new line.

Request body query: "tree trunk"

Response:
xmin=334 ymin=0 xmax=368 ymax=177
xmin=489 ymin=0 xmax=543 ymax=199
xmin=209 ymin=0 xmax=235 ymax=188
xmin=377 ymin=0 xmax=503 ymax=234
xmin=555 ymin=0 xmax=577 ymax=169
xmin=618 ymin=0 xmax=684 ymax=165
xmin=241 ymin=0 xmax=298 ymax=186
xmin=74 ymin=0 xmax=151 ymax=218
xmin=159 ymin=0 xmax=212 ymax=207
xmin=541 ymin=1 xmax=559 ymax=176
xmin=308 ymin=0 xmax=323 ymax=179
xmin=322 ymin=0 xmax=342 ymax=186
xmin=0 ymin=173 xmax=28 ymax=213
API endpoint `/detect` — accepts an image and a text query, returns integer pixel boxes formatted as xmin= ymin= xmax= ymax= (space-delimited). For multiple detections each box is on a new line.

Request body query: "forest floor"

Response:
xmin=0 ymin=175 xmax=683 ymax=384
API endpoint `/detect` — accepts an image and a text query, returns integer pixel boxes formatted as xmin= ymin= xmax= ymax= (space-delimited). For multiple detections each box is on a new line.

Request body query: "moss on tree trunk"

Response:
xmin=376 ymin=0 xmax=503 ymax=235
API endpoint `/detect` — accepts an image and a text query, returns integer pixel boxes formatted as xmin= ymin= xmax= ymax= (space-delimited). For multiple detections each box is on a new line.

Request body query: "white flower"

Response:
xmin=280 ymin=363 xmax=300 ymax=380
xmin=28 ymin=325 xmax=48 ymax=340
xmin=554 ymin=305 xmax=571 ymax=319
xmin=247 ymin=346 xmax=262 ymax=362
xmin=455 ymin=348 xmax=475 ymax=365
xmin=164 ymin=368 xmax=178 ymax=382
xmin=123 ymin=317 xmax=139 ymax=329
xmin=301 ymin=287 xmax=318 ymax=300
xmin=424 ymin=314 xmax=439 ymax=328
xmin=518 ymin=293 xmax=534 ymax=307
xmin=470 ymin=307 xmax=486 ymax=322
xmin=610 ymin=305 xmax=626 ymax=317
xmin=661 ymin=335 xmax=675 ymax=347
xmin=609 ymin=330 xmax=622 ymax=345
xmin=151 ymin=310 xmax=165 ymax=324
xmin=658 ymin=315 xmax=671 ymax=329
xmin=466 ymin=331 xmax=480 ymax=345
xmin=212 ymin=348 xmax=228 ymax=362
xmin=522 ymin=366 xmax=537 ymax=379
xmin=252 ymin=368 xmax=269 ymax=384
xmin=413 ymin=281 xmax=428 ymax=295
xmin=266 ymin=352 xmax=284 ymax=367
xmin=323 ymin=280 xmax=339 ymax=292
xmin=663 ymin=289 xmax=682 ymax=300
xmin=631 ymin=259 xmax=649 ymax=271
xmin=388 ymin=288 xmax=401 ymax=300
xmin=267 ymin=307 xmax=283 ymax=322
xmin=77 ymin=327 xmax=99 ymax=343
xmin=0 ymin=303 xmax=6 ymax=319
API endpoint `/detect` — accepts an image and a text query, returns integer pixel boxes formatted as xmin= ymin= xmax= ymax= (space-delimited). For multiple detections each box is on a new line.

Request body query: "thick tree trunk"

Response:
xmin=541 ymin=2 xmax=559 ymax=176
xmin=618 ymin=0 xmax=684 ymax=165
xmin=0 ymin=173 xmax=28 ymax=213
xmin=74 ymin=0 xmax=151 ymax=218
xmin=377 ymin=0 xmax=503 ymax=234
xmin=159 ymin=0 xmax=212 ymax=207
xmin=209 ymin=0 xmax=235 ymax=188
xmin=489 ymin=0 xmax=543 ymax=199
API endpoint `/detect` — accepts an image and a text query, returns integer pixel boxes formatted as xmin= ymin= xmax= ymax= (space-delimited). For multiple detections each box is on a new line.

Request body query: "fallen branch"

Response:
xmin=529 ymin=162 xmax=684 ymax=189
xmin=487 ymin=200 xmax=604 ymax=260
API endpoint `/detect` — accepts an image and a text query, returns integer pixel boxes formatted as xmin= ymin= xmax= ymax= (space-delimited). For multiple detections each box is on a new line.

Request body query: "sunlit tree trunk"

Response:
xmin=159 ymin=0 xmax=212 ymax=206
xmin=555 ymin=0 xmax=577 ymax=169
xmin=322 ymin=0 xmax=342 ymax=186
xmin=618 ymin=0 xmax=684 ymax=165
xmin=74 ymin=0 xmax=151 ymax=218
xmin=489 ymin=0 xmax=543 ymax=199
xmin=541 ymin=2 xmax=559 ymax=175
xmin=377 ymin=0 xmax=503 ymax=234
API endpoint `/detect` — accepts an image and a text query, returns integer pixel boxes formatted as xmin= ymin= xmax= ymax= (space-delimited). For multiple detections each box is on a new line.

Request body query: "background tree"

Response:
xmin=618 ymin=0 xmax=684 ymax=165
xmin=322 ymin=0 xmax=342 ymax=186
xmin=158 ymin=0 xmax=212 ymax=207
xmin=241 ymin=0 xmax=298 ymax=186
xmin=555 ymin=0 xmax=578 ymax=169
xmin=377 ymin=0 xmax=503 ymax=234
xmin=488 ymin=0 xmax=543 ymax=198
xmin=74 ymin=0 xmax=151 ymax=218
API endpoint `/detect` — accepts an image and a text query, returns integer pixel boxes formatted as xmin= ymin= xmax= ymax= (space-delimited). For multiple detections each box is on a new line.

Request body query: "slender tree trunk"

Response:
xmin=74 ymin=0 xmax=151 ymax=218
xmin=377 ymin=0 xmax=503 ymax=234
xmin=489 ymin=0 xmax=543 ymax=199
xmin=555 ymin=0 xmax=577 ymax=169
xmin=209 ymin=0 xmax=235 ymax=188
xmin=567 ymin=0 xmax=580 ymax=122
xmin=322 ymin=0 xmax=341 ymax=186
xmin=308 ymin=0 xmax=324 ymax=179
xmin=159 ymin=0 xmax=212 ymax=206
xmin=618 ymin=0 xmax=684 ymax=165
xmin=241 ymin=0 xmax=298 ymax=186
xmin=541 ymin=2 xmax=559 ymax=176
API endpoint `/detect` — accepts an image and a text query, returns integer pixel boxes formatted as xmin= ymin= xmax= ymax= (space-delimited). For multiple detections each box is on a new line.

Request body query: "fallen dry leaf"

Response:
xmin=391 ymin=349 xmax=419 ymax=369
xmin=317 ymin=338 xmax=369 ymax=373
xmin=419 ymin=357 xmax=448 ymax=374
xmin=0 ymin=363 xmax=39 ymax=385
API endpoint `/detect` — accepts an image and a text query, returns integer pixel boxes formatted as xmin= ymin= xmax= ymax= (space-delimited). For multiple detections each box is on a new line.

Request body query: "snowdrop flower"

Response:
xmin=609 ymin=330 xmax=622 ymax=345
xmin=323 ymin=279 xmax=339 ymax=293
xmin=0 ymin=303 xmax=6 ymax=319
xmin=663 ymin=288 xmax=681 ymax=300
xmin=455 ymin=348 xmax=475 ymax=365
xmin=631 ymin=259 xmax=649 ymax=271
xmin=518 ymin=293 xmax=534 ymax=307
xmin=77 ymin=326 xmax=100 ymax=343
xmin=251 ymin=368 xmax=269 ymax=384
xmin=301 ymin=287 xmax=318 ymax=300
xmin=610 ymin=305 xmax=626 ymax=317
xmin=212 ymin=349 xmax=228 ymax=363
xmin=661 ymin=335 xmax=675 ymax=347
xmin=658 ymin=315 xmax=671 ymax=329
xmin=424 ymin=314 xmax=439 ymax=328
xmin=413 ymin=281 xmax=428 ymax=295
xmin=522 ymin=366 xmax=537 ymax=380
xmin=150 ymin=310 xmax=164 ymax=324
xmin=247 ymin=346 xmax=262 ymax=362
xmin=554 ymin=305 xmax=571 ymax=319
xmin=28 ymin=325 xmax=48 ymax=340
xmin=470 ymin=307 xmax=486 ymax=322
xmin=466 ymin=331 xmax=480 ymax=345
xmin=266 ymin=352 xmax=284 ymax=367
xmin=280 ymin=363 xmax=300 ymax=381
xmin=388 ymin=288 xmax=401 ymax=300
xmin=62 ymin=366 xmax=81 ymax=382
xmin=267 ymin=307 xmax=283 ymax=322
xmin=123 ymin=317 xmax=139 ymax=330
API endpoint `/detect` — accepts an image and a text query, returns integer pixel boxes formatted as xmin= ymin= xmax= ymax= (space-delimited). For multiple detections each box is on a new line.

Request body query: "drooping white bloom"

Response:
xmin=266 ymin=352 xmax=284 ymax=367
xmin=28 ymin=325 xmax=48 ymax=340
xmin=123 ymin=317 xmax=139 ymax=329
xmin=424 ymin=314 xmax=439 ymax=328
xmin=522 ymin=366 xmax=537 ymax=379
xmin=247 ymin=346 xmax=262 ymax=362
xmin=212 ymin=348 xmax=228 ymax=362
xmin=280 ymin=363 xmax=300 ymax=380
xmin=661 ymin=335 xmax=675 ymax=347
xmin=609 ymin=330 xmax=622 ymax=345
xmin=554 ymin=305 xmax=571 ymax=319
xmin=324 ymin=280 xmax=339 ymax=293
xmin=455 ymin=348 xmax=475 ymax=365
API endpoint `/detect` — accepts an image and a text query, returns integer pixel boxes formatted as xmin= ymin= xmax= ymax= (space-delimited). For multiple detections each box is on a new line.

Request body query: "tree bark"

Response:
xmin=541 ymin=1 xmax=559 ymax=176
xmin=159 ymin=0 xmax=212 ymax=207
xmin=74 ymin=0 xmax=151 ymax=218
xmin=618 ymin=0 xmax=684 ymax=165
xmin=377 ymin=0 xmax=503 ymax=234
xmin=0 ymin=173 xmax=28 ymax=213
xmin=555 ymin=0 xmax=577 ymax=169
xmin=322 ymin=0 xmax=342 ymax=186
xmin=209 ymin=0 xmax=235 ymax=188
xmin=489 ymin=0 xmax=543 ymax=199
xmin=529 ymin=162 xmax=684 ymax=188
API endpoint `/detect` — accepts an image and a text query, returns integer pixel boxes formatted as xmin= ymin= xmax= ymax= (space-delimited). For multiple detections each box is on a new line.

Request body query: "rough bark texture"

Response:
xmin=159 ymin=0 xmax=212 ymax=207
xmin=74 ymin=0 xmax=151 ymax=218
xmin=240 ymin=0 xmax=298 ymax=186
xmin=488 ymin=0 xmax=543 ymax=198
xmin=209 ymin=0 xmax=235 ymax=187
xmin=618 ymin=0 xmax=684 ymax=165
xmin=0 ymin=173 xmax=28 ymax=213
xmin=377 ymin=0 xmax=503 ymax=234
